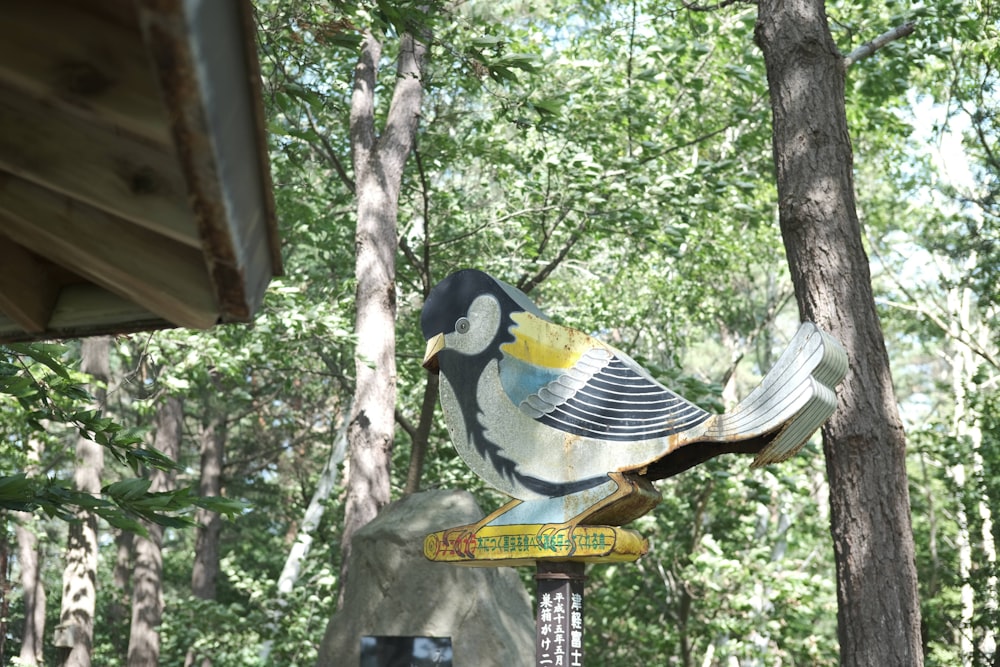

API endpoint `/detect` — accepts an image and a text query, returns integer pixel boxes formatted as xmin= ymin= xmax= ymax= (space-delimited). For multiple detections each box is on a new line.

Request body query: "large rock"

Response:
xmin=316 ymin=490 xmax=534 ymax=666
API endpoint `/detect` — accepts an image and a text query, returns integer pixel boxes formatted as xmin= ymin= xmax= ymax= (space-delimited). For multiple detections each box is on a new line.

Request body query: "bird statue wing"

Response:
xmin=497 ymin=310 xmax=710 ymax=440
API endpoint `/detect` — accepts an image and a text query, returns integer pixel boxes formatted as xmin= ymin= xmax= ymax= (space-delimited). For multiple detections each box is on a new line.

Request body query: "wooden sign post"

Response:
xmin=535 ymin=561 xmax=586 ymax=667
xmin=419 ymin=269 xmax=848 ymax=667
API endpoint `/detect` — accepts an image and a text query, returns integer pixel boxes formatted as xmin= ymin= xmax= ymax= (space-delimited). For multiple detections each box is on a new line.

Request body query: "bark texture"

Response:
xmin=57 ymin=337 xmax=110 ymax=667
xmin=110 ymin=531 xmax=133 ymax=626
xmin=16 ymin=437 xmax=46 ymax=665
xmin=339 ymin=27 xmax=427 ymax=604
xmin=185 ymin=407 xmax=225 ymax=667
xmin=128 ymin=396 xmax=182 ymax=667
xmin=15 ymin=514 xmax=46 ymax=665
xmin=403 ymin=372 xmax=439 ymax=495
xmin=191 ymin=414 xmax=224 ymax=600
xmin=754 ymin=2 xmax=923 ymax=664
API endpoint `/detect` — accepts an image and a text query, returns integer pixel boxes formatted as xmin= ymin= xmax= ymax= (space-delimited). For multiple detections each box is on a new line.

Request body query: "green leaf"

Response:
xmin=104 ymin=478 xmax=153 ymax=501
xmin=194 ymin=496 xmax=249 ymax=519
xmin=98 ymin=510 xmax=148 ymax=535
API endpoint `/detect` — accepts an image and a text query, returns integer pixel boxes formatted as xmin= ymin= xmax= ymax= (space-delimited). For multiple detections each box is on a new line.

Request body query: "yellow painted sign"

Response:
xmin=424 ymin=523 xmax=648 ymax=567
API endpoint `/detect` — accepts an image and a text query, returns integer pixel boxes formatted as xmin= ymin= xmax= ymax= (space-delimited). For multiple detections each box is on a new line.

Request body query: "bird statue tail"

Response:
xmin=706 ymin=322 xmax=849 ymax=467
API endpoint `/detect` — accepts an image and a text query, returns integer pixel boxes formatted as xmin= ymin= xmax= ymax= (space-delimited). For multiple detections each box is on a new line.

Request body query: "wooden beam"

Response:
xmin=0 ymin=0 xmax=170 ymax=145
xmin=236 ymin=0 xmax=284 ymax=279
xmin=0 ymin=172 xmax=220 ymax=330
xmin=136 ymin=0 xmax=281 ymax=321
xmin=0 ymin=283 xmax=171 ymax=343
xmin=0 ymin=239 xmax=60 ymax=333
xmin=0 ymin=79 xmax=200 ymax=249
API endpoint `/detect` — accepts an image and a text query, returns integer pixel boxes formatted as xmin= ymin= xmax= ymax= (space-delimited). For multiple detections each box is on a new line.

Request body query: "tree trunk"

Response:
xmin=184 ymin=408 xmax=225 ymax=667
xmin=754 ymin=2 xmax=923 ymax=664
xmin=191 ymin=414 xmax=224 ymax=601
xmin=1 ymin=522 xmax=10 ymax=664
xmin=279 ymin=405 xmax=348 ymax=596
xmin=128 ymin=396 xmax=183 ymax=667
xmin=110 ymin=531 xmax=133 ymax=627
xmin=946 ymin=270 xmax=997 ymax=663
xmin=338 ymin=26 xmax=427 ymax=605
xmin=259 ymin=403 xmax=350 ymax=663
xmin=57 ymin=337 xmax=110 ymax=667
xmin=15 ymin=513 xmax=46 ymax=665
xmin=403 ymin=373 xmax=439 ymax=495
xmin=16 ymin=435 xmax=46 ymax=666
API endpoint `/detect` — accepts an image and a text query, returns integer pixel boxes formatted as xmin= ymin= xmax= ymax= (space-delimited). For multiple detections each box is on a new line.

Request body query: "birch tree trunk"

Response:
xmin=1 ymin=529 xmax=8 ymax=663
xmin=259 ymin=405 xmax=349 ymax=663
xmin=338 ymin=26 xmax=427 ymax=605
xmin=128 ymin=396 xmax=183 ymax=667
xmin=56 ymin=337 xmax=110 ymax=667
xmin=754 ymin=2 xmax=923 ymax=664
xmin=279 ymin=408 xmax=348 ymax=596
xmin=946 ymin=265 xmax=998 ymax=664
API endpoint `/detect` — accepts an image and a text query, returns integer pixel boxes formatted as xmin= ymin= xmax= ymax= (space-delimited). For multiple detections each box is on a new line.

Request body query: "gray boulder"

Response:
xmin=316 ymin=490 xmax=534 ymax=666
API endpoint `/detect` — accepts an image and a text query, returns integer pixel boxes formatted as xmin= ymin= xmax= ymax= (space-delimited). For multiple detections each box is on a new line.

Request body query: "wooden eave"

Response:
xmin=0 ymin=0 xmax=282 ymax=342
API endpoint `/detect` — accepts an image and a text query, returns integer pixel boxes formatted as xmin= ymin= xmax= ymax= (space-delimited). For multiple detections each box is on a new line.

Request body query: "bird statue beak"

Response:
xmin=422 ymin=333 xmax=445 ymax=372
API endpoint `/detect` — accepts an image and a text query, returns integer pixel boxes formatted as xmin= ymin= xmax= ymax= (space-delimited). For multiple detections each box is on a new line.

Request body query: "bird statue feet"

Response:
xmin=428 ymin=523 xmax=486 ymax=560
xmin=422 ymin=495 xmax=534 ymax=562
xmin=531 ymin=472 xmax=661 ymax=557
xmin=424 ymin=473 xmax=657 ymax=566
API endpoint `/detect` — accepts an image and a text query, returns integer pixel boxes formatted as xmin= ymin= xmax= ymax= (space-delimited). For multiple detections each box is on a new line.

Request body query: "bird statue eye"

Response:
xmin=455 ymin=317 xmax=471 ymax=334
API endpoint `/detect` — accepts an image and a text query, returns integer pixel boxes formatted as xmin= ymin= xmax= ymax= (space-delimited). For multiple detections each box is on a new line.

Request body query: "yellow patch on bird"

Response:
xmin=500 ymin=311 xmax=603 ymax=368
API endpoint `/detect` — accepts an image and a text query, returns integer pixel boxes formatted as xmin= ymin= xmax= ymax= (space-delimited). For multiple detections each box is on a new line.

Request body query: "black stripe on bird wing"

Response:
xmin=558 ymin=394 xmax=705 ymax=422
xmin=558 ymin=399 xmax=708 ymax=430
xmin=570 ymin=390 xmax=703 ymax=419
xmin=583 ymin=379 xmax=667 ymax=400
xmin=580 ymin=360 xmax=688 ymax=404
xmin=539 ymin=402 xmax=709 ymax=439
xmin=587 ymin=371 xmax=659 ymax=389
xmin=518 ymin=346 xmax=711 ymax=438
xmin=600 ymin=360 xmax=653 ymax=377
xmin=533 ymin=357 xmax=710 ymax=439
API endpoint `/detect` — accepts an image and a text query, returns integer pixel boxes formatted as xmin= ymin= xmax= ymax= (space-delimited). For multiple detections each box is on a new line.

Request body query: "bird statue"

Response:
xmin=421 ymin=269 xmax=848 ymax=561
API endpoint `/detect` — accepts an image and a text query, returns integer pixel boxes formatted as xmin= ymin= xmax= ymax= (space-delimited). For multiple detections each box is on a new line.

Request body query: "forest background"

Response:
xmin=1 ymin=0 xmax=998 ymax=665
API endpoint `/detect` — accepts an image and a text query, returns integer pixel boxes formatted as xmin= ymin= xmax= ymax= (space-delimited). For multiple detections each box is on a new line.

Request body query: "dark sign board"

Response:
xmin=360 ymin=636 xmax=453 ymax=667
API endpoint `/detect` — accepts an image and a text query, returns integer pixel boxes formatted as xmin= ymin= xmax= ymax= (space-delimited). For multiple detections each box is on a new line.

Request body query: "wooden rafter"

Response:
xmin=1 ymin=173 xmax=219 ymax=330
xmin=0 ymin=240 xmax=60 ymax=333
xmin=0 ymin=0 xmax=280 ymax=342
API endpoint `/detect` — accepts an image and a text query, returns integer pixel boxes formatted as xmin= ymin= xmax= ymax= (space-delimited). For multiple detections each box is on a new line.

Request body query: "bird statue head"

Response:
xmin=421 ymin=269 xmax=545 ymax=374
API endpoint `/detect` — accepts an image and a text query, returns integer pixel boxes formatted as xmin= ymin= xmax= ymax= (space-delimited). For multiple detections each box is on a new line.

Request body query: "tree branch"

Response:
xmin=879 ymin=297 xmax=1000 ymax=370
xmin=394 ymin=407 xmax=417 ymax=441
xmin=377 ymin=31 xmax=427 ymax=177
xmin=517 ymin=213 xmax=588 ymax=294
xmin=398 ymin=235 xmax=422 ymax=284
xmin=402 ymin=372 xmax=439 ymax=495
xmin=349 ymin=30 xmax=380 ymax=162
xmin=414 ymin=144 xmax=432 ymax=295
xmin=428 ymin=206 xmax=564 ymax=249
xmin=636 ymin=95 xmax=766 ymax=166
xmin=843 ymin=22 xmax=916 ymax=68
xmin=866 ymin=233 xmax=1000 ymax=371
xmin=717 ymin=286 xmax=793 ymax=390
xmin=681 ymin=0 xmax=753 ymax=12
xmin=305 ymin=107 xmax=355 ymax=194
